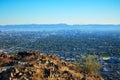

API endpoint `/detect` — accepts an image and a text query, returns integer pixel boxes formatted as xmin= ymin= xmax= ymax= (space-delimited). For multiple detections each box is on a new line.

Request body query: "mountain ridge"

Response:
xmin=0 ymin=51 xmax=103 ymax=80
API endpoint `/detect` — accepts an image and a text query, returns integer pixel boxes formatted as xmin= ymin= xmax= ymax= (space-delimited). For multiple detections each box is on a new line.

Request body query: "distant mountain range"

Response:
xmin=0 ymin=24 xmax=120 ymax=31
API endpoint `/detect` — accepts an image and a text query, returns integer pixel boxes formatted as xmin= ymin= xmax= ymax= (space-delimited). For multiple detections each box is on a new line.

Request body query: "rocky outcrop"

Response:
xmin=0 ymin=51 xmax=103 ymax=80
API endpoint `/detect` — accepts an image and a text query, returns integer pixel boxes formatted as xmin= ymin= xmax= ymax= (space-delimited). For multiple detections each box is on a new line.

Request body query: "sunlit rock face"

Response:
xmin=0 ymin=51 xmax=103 ymax=80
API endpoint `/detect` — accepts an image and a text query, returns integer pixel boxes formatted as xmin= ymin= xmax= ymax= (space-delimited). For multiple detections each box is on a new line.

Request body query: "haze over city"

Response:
xmin=1 ymin=0 xmax=120 ymax=80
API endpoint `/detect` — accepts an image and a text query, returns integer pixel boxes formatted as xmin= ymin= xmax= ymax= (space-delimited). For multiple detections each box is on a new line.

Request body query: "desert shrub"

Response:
xmin=76 ymin=55 xmax=101 ymax=76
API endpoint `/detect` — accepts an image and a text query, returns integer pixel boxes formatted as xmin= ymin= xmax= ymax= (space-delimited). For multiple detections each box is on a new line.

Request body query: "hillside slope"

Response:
xmin=0 ymin=51 xmax=103 ymax=80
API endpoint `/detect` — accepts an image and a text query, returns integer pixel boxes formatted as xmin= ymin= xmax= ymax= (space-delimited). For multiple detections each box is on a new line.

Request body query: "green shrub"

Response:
xmin=76 ymin=55 xmax=101 ymax=76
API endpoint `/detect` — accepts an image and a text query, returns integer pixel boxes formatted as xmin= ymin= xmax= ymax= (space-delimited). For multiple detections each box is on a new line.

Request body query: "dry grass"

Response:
xmin=79 ymin=55 xmax=101 ymax=76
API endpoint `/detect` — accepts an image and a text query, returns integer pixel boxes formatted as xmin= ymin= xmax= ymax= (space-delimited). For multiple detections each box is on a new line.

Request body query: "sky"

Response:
xmin=0 ymin=0 xmax=120 ymax=25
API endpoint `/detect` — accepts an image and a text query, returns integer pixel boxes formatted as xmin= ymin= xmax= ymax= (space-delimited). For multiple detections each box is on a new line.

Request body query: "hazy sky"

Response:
xmin=0 ymin=0 xmax=120 ymax=25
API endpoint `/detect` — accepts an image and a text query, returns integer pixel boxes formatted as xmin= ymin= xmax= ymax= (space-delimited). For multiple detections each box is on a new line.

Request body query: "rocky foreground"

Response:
xmin=0 ymin=51 xmax=103 ymax=80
